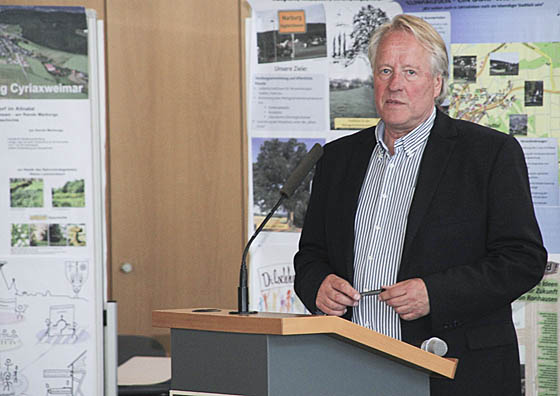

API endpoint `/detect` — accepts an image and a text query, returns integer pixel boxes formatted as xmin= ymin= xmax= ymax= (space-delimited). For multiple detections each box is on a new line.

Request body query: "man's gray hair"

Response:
xmin=368 ymin=14 xmax=449 ymax=105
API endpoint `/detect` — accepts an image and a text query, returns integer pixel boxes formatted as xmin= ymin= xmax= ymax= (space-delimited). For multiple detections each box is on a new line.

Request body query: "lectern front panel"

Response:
xmin=171 ymin=330 xmax=269 ymax=395
xmin=268 ymin=334 xmax=428 ymax=396
xmin=170 ymin=329 xmax=430 ymax=396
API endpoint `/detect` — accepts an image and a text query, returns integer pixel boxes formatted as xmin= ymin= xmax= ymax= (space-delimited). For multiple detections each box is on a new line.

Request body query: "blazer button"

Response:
xmin=443 ymin=323 xmax=450 ymax=329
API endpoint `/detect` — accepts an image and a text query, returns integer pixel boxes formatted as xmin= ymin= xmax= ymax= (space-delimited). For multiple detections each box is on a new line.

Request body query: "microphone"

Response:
xmin=279 ymin=143 xmax=324 ymax=198
xmin=231 ymin=143 xmax=324 ymax=315
xmin=421 ymin=337 xmax=448 ymax=357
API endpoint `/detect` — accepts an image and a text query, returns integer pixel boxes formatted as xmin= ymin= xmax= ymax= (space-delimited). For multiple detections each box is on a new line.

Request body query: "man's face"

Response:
xmin=373 ymin=31 xmax=442 ymax=135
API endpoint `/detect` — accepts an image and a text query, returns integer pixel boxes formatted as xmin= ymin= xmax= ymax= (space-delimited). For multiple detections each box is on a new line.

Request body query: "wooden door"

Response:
xmin=106 ymin=0 xmax=245 ymax=348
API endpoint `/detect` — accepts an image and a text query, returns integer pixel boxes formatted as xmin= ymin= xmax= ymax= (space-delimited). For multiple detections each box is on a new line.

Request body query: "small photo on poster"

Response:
xmin=49 ymin=224 xmax=67 ymax=246
xmin=525 ymin=81 xmax=544 ymax=107
xmin=327 ymin=2 xmax=401 ymax=130
xmin=489 ymin=52 xmax=519 ymax=76
xmin=453 ymin=55 xmax=477 ymax=83
xmin=509 ymin=114 xmax=528 ymax=136
xmin=30 ymin=223 xmax=49 ymax=246
xmin=10 ymin=178 xmax=44 ymax=208
xmin=254 ymin=4 xmax=327 ymax=64
xmin=251 ymin=137 xmax=324 ymax=233
xmin=66 ymin=223 xmax=86 ymax=247
xmin=52 ymin=179 xmax=85 ymax=207
xmin=11 ymin=223 xmax=30 ymax=247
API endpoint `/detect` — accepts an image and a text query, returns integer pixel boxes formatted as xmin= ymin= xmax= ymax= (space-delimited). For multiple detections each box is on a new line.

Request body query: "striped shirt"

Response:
xmin=352 ymin=108 xmax=436 ymax=339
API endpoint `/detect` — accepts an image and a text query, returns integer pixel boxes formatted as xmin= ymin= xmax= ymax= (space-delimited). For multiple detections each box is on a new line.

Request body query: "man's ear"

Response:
xmin=433 ymin=74 xmax=443 ymax=99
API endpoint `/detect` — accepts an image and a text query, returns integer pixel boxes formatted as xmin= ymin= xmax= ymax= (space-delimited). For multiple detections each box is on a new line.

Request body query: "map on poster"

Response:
xmin=443 ymin=39 xmax=560 ymax=396
xmin=450 ymin=42 xmax=560 ymax=207
xmin=449 ymin=42 xmax=560 ymax=140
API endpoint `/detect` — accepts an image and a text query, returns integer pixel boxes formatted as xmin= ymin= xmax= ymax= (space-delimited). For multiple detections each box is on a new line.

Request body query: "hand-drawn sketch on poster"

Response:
xmin=249 ymin=232 xmax=307 ymax=314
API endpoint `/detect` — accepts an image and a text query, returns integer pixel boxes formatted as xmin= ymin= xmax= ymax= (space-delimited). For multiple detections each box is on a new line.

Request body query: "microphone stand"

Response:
xmin=230 ymin=142 xmax=323 ymax=315
xmin=231 ymin=195 xmax=285 ymax=315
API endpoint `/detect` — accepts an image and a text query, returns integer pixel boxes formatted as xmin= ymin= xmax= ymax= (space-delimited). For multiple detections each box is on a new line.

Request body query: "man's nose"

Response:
xmin=388 ymin=72 xmax=404 ymax=90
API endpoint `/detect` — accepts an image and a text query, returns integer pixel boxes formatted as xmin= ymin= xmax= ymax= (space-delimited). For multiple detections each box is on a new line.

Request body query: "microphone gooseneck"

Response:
xmin=279 ymin=143 xmax=324 ymax=198
xmin=231 ymin=143 xmax=324 ymax=315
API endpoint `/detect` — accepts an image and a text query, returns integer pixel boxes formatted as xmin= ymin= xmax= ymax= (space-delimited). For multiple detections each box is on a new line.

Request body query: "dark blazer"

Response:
xmin=294 ymin=109 xmax=547 ymax=395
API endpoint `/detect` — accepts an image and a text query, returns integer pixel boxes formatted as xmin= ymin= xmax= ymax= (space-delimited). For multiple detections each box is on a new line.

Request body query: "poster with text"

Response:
xmin=247 ymin=2 xmax=560 ymax=393
xmin=0 ymin=6 xmax=104 ymax=395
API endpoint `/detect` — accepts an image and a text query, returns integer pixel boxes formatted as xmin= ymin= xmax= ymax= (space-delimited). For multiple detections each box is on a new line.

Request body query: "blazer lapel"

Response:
xmin=401 ymin=110 xmax=458 ymax=266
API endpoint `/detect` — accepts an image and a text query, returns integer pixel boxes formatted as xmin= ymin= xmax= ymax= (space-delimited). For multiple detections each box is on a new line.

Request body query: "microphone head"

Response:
xmin=279 ymin=143 xmax=323 ymax=198
xmin=421 ymin=337 xmax=448 ymax=357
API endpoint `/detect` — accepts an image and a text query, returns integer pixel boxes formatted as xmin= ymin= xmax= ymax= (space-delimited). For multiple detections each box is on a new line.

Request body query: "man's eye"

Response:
xmin=406 ymin=70 xmax=416 ymax=76
xmin=380 ymin=69 xmax=391 ymax=75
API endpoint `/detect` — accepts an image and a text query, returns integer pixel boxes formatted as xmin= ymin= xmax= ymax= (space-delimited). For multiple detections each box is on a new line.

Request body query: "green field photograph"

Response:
xmin=10 ymin=178 xmax=44 ymax=208
xmin=52 ymin=179 xmax=85 ymax=207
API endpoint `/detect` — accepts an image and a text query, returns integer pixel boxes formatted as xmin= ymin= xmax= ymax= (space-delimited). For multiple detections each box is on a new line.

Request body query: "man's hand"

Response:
xmin=316 ymin=274 xmax=360 ymax=316
xmin=379 ymin=278 xmax=430 ymax=321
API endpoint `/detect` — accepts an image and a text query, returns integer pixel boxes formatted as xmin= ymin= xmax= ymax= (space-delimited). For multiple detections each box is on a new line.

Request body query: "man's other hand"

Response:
xmin=316 ymin=274 xmax=361 ymax=316
xmin=379 ymin=278 xmax=430 ymax=321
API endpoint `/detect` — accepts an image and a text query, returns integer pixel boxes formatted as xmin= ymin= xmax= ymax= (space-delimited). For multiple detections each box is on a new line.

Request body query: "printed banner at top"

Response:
xmin=278 ymin=10 xmax=306 ymax=34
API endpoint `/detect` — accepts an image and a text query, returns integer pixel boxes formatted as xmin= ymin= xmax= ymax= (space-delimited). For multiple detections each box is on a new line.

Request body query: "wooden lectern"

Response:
xmin=153 ymin=308 xmax=457 ymax=396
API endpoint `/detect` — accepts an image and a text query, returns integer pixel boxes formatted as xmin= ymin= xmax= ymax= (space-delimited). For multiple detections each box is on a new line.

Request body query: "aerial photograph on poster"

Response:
xmin=0 ymin=6 xmax=88 ymax=99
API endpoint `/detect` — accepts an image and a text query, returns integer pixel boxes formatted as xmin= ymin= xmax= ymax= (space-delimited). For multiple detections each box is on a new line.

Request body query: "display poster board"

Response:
xmin=246 ymin=1 xmax=560 ymax=394
xmin=0 ymin=6 xmax=105 ymax=395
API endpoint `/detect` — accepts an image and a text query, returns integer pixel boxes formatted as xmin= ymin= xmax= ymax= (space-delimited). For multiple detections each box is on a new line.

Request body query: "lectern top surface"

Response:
xmin=152 ymin=308 xmax=457 ymax=379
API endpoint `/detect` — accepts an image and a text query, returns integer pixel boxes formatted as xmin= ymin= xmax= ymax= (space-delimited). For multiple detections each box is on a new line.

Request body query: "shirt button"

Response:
xmin=374 ymin=225 xmax=381 ymax=231
xmin=381 ymin=194 xmax=387 ymax=199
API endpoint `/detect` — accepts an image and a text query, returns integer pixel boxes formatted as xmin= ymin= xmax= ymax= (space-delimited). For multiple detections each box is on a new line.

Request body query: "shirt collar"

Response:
xmin=375 ymin=107 xmax=436 ymax=157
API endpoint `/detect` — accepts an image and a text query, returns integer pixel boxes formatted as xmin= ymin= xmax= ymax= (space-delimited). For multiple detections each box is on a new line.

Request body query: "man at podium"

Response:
xmin=294 ymin=14 xmax=546 ymax=396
